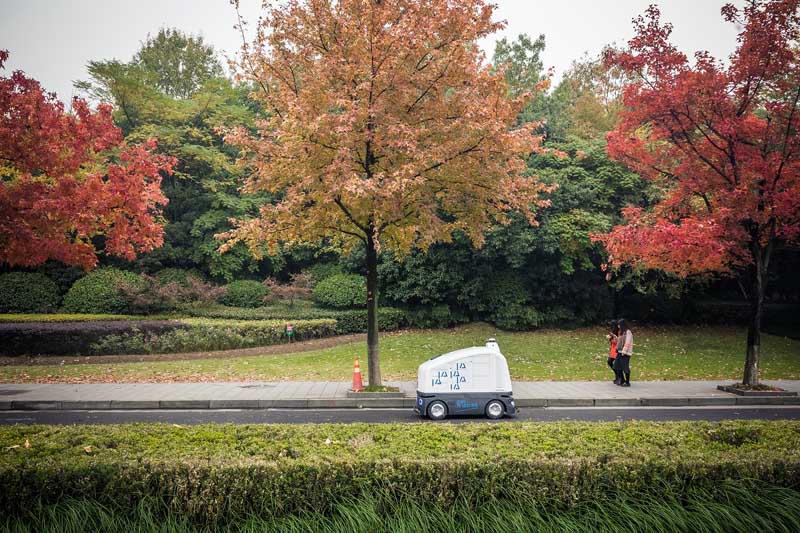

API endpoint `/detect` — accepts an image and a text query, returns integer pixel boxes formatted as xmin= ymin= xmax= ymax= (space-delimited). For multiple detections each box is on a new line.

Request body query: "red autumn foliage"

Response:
xmin=0 ymin=50 xmax=175 ymax=270
xmin=594 ymin=1 xmax=800 ymax=384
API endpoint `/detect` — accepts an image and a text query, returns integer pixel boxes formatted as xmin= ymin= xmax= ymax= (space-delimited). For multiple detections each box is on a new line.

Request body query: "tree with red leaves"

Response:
xmin=596 ymin=2 xmax=800 ymax=385
xmin=0 ymin=50 xmax=175 ymax=271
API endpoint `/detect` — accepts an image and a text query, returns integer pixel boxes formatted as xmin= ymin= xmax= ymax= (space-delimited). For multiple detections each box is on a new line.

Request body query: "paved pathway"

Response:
xmin=0 ymin=380 xmax=798 ymax=409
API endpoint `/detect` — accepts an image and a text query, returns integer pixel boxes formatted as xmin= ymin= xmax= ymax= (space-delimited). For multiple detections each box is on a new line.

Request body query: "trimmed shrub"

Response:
xmin=118 ymin=274 xmax=225 ymax=314
xmin=331 ymin=307 xmax=407 ymax=334
xmin=0 ymin=318 xmax=336 ymax=356
xmin=0 ymin=421 xmax=799 ymax=526
xmin=89 ymin=318 xmax=337 ymax=355
xmin=306 ymin=263 xmax=343 ymax=285
xmin=33 ymin=261 xmax=84 ymax=295
xmin=62 ymin=268 xmax=142 ymax=314
xmin=313 ymin=274 xmax=366 ymax=309
xmin=0 ymin=273 xmax=61 ymax=313
xmin=183 ymin=304 xmax=408 ymax=333
xmin=0 ymin=314 xmax=141 ymax=323
xmin=218 ymin=280 xmax=269 ymax=308
xmin=181 ymin=303 xmax=340 ymax=320
xmin=404 ymin=305 xmax=466 ymax=328
xmin=490 ymin=304 xmax=544 ymax=331
xmin=0 ymin=320 xmax=188 ymax=356
xmin=155 ymin=268 xmax=203 ymax=287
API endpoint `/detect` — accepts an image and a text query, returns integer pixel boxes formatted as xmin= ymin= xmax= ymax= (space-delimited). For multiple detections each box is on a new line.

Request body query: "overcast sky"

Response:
xmin=1 ymin=0 xmax=744 ymax=105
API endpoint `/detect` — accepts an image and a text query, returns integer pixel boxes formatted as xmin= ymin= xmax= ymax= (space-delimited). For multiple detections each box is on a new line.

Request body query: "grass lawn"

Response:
xmin=1 ymin=323 xmax=798 ymax=383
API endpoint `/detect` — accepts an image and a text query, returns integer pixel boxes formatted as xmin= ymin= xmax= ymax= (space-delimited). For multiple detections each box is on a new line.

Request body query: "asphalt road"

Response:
xmin=1 ymin=406 xmax=799 ymax=425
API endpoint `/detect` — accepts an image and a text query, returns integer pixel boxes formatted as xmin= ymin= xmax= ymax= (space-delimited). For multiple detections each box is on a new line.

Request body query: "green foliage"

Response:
xmin=306 ymin=262 xmax=344 ymax=285
xmin=492 ymin=33 xmax=548 ymax=126
xmin=313 ymin=274 xmax=366 ymax=309
xmin=218 ymin=280 xmax=269 ymax=308
xmin=182 ymin=303 xmax=410 ymax=333
xmin=0 ymin=320 xmax=187 ymax=356
xmin=77 ymin=34 xmax=275 ymax=282
xmin=0 ymin=314 xmax=146 ymax=322
xmin=133 ymin=28 xmax=223 ymax=99
xmin=330 ymin=307 xmax=407 ymax=334
xmin=403 ymin=305 xmax=466 ymax=328
xmin=0 ymin=273 xmax=61 ymax=313
xmin=89 ymin=318 xmax=337 ymax=355
xmin=1 ymin=421 xmax=799 ymax=526
xmin=31 ymin=261 xmax=85 ymax=296
xmin=62 ymin=268 xmax=142 ymax=314
xmin=155 ymin=268 xmax=201 ymax=286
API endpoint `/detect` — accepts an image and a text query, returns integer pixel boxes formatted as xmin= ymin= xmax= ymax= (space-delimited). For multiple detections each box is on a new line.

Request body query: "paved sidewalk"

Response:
xmin=1 ymin=380 xmax=798 ymax=409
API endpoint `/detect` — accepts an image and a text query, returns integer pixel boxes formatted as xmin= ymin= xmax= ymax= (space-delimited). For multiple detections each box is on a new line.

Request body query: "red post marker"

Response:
xmin=351 ymin=357 xmax=364 ymax=392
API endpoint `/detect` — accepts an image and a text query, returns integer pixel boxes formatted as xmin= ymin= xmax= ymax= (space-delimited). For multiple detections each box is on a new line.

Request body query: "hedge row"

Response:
xmin=0 ymin=314 xmax=144 ymax=323
xmin=0 ymin=318 xmax=337 ymax=356
xmin=0 ymin=273 xmax=61 ymax=313
xmin=1 ymin=421 xmax=798 ymax=525
xmin=89 ymin=318 xmax=338 ymax=355
xmin=0 ymin=320 xmax=188 ymax=356
xmin=184 ymin=304 xmax=464 ymax=331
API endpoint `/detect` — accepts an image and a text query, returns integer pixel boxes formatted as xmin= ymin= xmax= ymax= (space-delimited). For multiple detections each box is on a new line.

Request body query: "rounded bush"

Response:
xmin=155 ymin=268 xmax=203 ymax=287
xmin=0 ymin=272 xmax=61 ymax=313
xmin=313 ymin=274 xmax=366 ymax=309
xmin=62 ymin=268 xmax=142 ymax=314
xmin=218 ymin=280 xmax=269 ymax=308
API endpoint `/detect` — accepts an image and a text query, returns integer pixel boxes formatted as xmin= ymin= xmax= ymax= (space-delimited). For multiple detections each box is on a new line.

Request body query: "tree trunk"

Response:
xmin=742 ymin=250 xmax=767 ymax=386
xmin=365 ymin=231 xmax=381 ymax=386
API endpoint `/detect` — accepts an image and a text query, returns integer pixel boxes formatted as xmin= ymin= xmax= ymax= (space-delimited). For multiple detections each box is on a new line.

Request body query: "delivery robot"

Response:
xmin=415 ymin=338 xmax=516 ymax=420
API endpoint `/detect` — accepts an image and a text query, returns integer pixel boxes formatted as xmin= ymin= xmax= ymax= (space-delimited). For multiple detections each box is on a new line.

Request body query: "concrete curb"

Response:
xmin=2 ymin=396 xmax=798 ymax=410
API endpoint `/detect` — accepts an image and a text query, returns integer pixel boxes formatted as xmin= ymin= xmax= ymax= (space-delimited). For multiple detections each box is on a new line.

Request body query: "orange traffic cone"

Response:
xmin=351 ymin=357 xmax=364 ymax=392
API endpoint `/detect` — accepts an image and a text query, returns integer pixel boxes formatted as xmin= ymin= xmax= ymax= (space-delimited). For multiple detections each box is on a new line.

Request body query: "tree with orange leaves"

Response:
xmin=595 ymin=1 xmax=800 ymax=386
xmin=224 ymin=0 xmax=550 ymax=385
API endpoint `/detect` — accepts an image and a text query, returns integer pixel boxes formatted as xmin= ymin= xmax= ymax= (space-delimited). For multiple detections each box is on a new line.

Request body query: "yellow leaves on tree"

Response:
xmin=222 ymin=0 xmax=550 ymax=385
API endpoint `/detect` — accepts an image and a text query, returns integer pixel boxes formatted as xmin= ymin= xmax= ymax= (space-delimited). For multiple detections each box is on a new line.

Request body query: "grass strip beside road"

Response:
xmin=1 ymin=421 xmax=799 ymax=529
xmin=6 ymin=483 xmax=800 ymax=533
xmin=2 ymin=420 xmax=799 ymax=465
xmin=1 ymin=323 xmax=798 ymax=382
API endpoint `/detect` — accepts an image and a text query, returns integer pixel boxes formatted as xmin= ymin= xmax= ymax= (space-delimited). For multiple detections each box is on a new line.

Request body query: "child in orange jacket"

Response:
xmin=606 ymin=320 xmax=621 ymax=384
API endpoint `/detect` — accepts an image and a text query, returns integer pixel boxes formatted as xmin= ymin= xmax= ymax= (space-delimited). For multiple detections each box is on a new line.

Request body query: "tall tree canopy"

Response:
xmin=0 ymin=50 xmax=174 ymax=270
xmin=77 ymin=31 xmax=270 ymax=280
xmin=134 ymin=28 xmax=224 ymax=99
xmin=225 ymin=0 xmax=549 ymax=385
xmin=596 ymin=1 xmax=800 ymax=385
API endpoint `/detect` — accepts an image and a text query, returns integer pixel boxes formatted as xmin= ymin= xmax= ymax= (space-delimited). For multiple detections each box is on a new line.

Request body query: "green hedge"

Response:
xmin=89 ymin=318 xmax=337 ymax=355
xmin=0 ymin=318 xmax=336 ymax=356
xmin=183 ymin=304 xmax=410 ymax=333
xmin=1 ymin=421 xmax=798 ymax=526
xmin=218 ymin=280 xmax=269 ymax=308
xmin=0 ymin=272 xmax=61 ymax=313
xmin=155 ymin=268 xmax=202 ymax=286
xmin=0 ymin=320 xmax=188 ymax=356
xmin=313 ymin=273 xmax=366 ymax=309
xmin=0 ymin=314 xmax=147 ymax=323
xmin=62 ymin=268 xmax=142 ymax=314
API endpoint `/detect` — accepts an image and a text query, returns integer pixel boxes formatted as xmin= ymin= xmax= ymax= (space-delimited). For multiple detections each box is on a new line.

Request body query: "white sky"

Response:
xmin=1 ymin=0 xmax=744 ymax=105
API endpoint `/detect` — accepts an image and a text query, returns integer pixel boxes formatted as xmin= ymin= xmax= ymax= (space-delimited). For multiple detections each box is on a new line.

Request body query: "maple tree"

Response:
xmin=0 ymin=50 xmax=174 ymax=271
xmin=224 ymin=0 xmax=549 ymax=385
xmin=595 ymin=1 xmax=800 ymax=385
